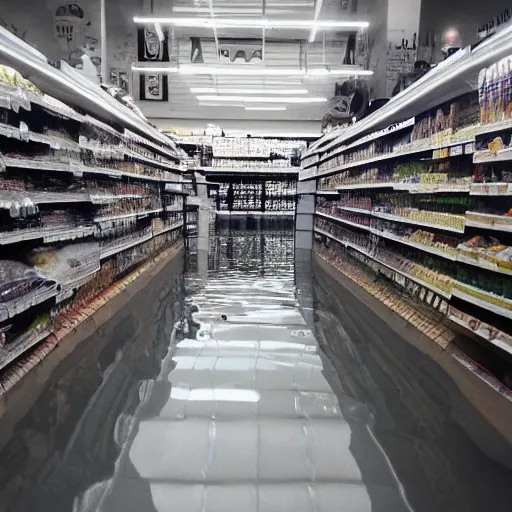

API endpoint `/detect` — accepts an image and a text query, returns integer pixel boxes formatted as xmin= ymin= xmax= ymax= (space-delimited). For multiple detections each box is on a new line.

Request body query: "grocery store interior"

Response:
xmin=1 ymin=1 xmax=512 ymax=511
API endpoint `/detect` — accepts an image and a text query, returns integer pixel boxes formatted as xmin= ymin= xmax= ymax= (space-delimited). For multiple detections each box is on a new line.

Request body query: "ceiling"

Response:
xmin=133 ymin=0 xmax=371 ymax=128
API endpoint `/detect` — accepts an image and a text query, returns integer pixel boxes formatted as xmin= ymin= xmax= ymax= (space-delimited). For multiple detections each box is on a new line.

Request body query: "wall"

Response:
xmin=0 ymin=0 xmax=140 ymax=84
xmin=0 ymin=0 xmax=101 ymax=66
xmin=150 ymin=118 xmax=322 ymax=137
xmin=106 ymin=0 xmax=140 ymax=87
xmin=419 ymin=0 xmax=511 ymax=61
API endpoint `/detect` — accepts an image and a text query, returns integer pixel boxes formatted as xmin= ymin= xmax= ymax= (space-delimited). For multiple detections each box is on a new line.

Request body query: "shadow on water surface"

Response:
xmin=0 ymin=254 xmax=186 ymax=512
xmin=309 ymin=256 xmax=512 ymax=512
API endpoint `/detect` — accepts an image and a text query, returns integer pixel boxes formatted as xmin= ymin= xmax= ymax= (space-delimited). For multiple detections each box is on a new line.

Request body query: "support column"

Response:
xmin=368 ymin=0 xmax=422 ymax=98
xmin=295 ymin=179 xmax=317 ymax=325
xmin=295 ymin=180 xmax=316 ymax=251
xmin=384 ymin=0 xmax=422 ymax=96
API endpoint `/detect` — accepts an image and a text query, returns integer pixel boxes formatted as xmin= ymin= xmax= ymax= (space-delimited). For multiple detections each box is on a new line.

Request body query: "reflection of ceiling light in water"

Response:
xmin=170 ymin=388 xmax=261 ymax=402
xmin=191 ymin=87 xmax=309 ymax=94
xmin=133 ymin=16 xmax=369 ymax=30
xmin=196 ymin=95 xmax=327 ymax=103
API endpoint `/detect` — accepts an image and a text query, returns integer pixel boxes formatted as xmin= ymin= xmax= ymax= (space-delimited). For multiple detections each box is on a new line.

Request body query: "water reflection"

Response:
xmin=0 ymin=222 xmax=510 ymax=512
xmin=310 ymin=256 xmax=512 ymax=512
xmin=0 ymin=255 xmax=186 ymax=512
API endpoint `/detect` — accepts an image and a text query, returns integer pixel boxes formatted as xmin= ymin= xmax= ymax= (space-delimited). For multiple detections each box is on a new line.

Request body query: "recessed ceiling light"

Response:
xmin=196 ymin=95 xmax=328 ymax=103
xmin=190 ymin=87 xmax=309 ymax=94
xmin=133 ymin=17 xmax=369 ymax=30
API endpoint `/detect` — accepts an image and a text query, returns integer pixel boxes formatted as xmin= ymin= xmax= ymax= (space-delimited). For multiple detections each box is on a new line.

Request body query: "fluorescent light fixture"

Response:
xmin=131 ymin=64 xmax=372 ymax=77
xmin=245 ymin=106 xmax=287 ymax=111
xmin=180 ymin=64 xmax=304 ymax=76
xmin=197 ymin=95 xmax=327 ymax=103
xmin=172 ymin=2 xmax=314 ymax=13
xmin=199 ymin=102 xmax=245 ymax=107
xmin=308 ymin=67 xmax=374 ymax=76
xmin=191 ymin=87 xmax=309 ymax=94
xmin=131 ymin=66 xmax=178 ymax=73
xmin=133 ymin=16 xmax=369 ymax=30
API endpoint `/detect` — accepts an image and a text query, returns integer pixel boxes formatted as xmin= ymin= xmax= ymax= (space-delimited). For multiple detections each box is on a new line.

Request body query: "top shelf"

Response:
xmin=302 ymin=25 xmax=512 ymax=163
xmin=0 ymin=27 xmax=177 ymax=157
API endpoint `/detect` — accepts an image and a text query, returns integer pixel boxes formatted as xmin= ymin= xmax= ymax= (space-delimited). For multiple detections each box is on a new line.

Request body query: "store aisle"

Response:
xmin=97 ymin=228 xmax=412 ymax=512
xmin=0 ymin=224 xmax=511 ymax=512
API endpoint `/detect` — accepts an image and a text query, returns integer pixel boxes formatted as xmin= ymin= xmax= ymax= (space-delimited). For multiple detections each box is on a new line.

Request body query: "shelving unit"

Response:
xmin=0 ymin=34 xmax=185 ymax=373
xmin=306 ymin=35 xmax=512 ymax=357
xmin=177 ymin=135 xmax=304 ymax=216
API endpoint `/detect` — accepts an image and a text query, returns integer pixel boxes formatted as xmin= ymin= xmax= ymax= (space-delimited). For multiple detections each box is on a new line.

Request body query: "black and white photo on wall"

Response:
xmin=139 ymin=73 xmax=168 ymax=101
xmin=137 ymin=26 xmax=169 ymax=61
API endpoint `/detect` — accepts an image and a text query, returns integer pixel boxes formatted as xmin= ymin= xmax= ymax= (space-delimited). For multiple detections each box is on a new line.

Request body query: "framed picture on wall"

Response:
xmin=139 ymin=73 xmax=168 ymax=101
xmin=137 ymin=27 xmax=169 ymax=61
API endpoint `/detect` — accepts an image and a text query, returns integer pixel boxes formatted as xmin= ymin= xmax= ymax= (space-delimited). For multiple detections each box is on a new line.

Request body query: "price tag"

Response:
xmin=19 ymin=121 xmax=29 ymax=142
xmin=449 ymin=145 xmax=463 ymax=157
xmin=464 ymin=142 xmax=475 ymax=154
xmin=70 ymin=161 xmax=83 ymax=178
xmin=17 ymin=89 xmax=30 ymax=111
xmin=0 ymin=94 xmax=10 ymax=110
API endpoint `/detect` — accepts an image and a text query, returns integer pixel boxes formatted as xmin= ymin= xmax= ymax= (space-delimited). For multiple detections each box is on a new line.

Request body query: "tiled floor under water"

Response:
xmin=0 ymin=222 xmax=511 ymax=512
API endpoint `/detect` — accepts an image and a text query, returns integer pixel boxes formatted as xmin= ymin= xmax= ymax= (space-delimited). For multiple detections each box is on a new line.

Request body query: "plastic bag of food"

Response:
xmin=0 ymin=260 xmax=59 ymax=321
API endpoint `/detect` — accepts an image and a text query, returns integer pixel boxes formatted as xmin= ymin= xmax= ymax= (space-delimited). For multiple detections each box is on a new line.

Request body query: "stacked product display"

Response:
xmin=0 ymin=60 xmax=184 ymax=373
xmin=177 ymin=135 xmax=303 ymax=216
xmin=304 ymin=49 xmax=512 ymax=361
xmin=194 ymin=136 xmax=305 ymax=173
xmin=213 ymin=179 xmax=297 ymax=215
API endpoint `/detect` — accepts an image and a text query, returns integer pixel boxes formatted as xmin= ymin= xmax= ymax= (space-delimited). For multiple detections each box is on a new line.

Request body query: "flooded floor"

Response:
xmin=0 ymin=223 xmax=511 ymax=512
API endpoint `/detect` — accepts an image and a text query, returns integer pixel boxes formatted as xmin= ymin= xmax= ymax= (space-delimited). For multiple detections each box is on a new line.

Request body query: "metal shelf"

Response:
xmin=301 ymin=24 xmax=512 ymax=167
xmin=202 ymin=167 xmax=299 ymax=175
xmin=0 ymin=26 xmax=176 ymax=152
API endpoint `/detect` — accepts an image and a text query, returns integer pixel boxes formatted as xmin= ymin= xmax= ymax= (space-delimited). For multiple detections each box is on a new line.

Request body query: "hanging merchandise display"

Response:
xmin=301 ymin=35 xmax=512 ymax=364
xmin=0 ymin=28 xmax=184 ymax=374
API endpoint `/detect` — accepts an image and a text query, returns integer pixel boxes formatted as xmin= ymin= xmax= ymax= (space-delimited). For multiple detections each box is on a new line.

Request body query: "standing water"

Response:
xmin=0 ymin=220 xmax=511 ymax=512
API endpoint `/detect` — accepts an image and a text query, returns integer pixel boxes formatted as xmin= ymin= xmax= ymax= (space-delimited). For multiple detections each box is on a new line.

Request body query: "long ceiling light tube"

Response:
xmin=133 ymin=16 xmax=369 ymax=30
xmin=190 ymin=87 xmax=309 ymax=94
xmin=131 ymin=66 xmax=179 ymax=73
xmin=181 ymin=65 xmax=305 ymax=76
xmin=245 ymin=106 xmax=287 ymax=111
xmin=132 ymin=64 xmax=372 ymax=77
xmin=196 ymin=95 xmax=327 ymax=103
